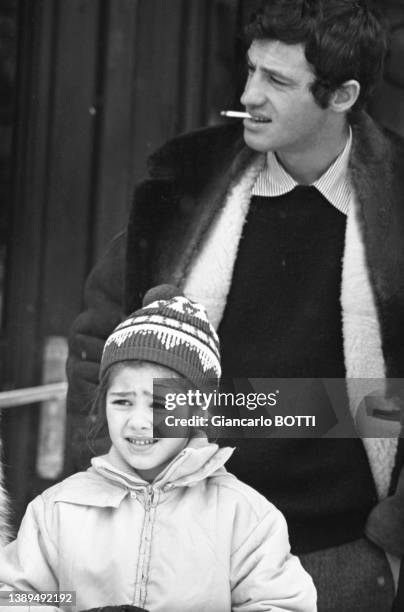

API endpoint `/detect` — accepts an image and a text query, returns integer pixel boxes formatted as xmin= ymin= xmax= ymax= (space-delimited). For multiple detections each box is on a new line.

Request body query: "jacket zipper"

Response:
xmin=133 ymin=485 xmax=156 ymax=609
xmin=145 ymin=484 xmax=155 ymax=511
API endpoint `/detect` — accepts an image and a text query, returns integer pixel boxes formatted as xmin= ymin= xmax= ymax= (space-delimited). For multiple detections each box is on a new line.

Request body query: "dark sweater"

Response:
xmin=219 ymin=188 xmax=378 ymax=554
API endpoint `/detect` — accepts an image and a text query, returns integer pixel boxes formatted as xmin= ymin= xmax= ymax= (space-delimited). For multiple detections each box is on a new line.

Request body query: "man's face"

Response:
xmin=241 ymin=40 xmax=329 ymax=155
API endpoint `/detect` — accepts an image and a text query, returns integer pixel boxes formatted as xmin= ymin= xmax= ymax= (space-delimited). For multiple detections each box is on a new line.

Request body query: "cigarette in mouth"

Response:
xmin=220 ymin=110 xmax=252 ymax=119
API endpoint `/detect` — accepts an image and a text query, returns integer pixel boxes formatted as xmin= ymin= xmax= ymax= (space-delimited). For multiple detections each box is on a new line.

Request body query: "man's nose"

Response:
xmin=240 ymin=74 xmax=266 ymax=108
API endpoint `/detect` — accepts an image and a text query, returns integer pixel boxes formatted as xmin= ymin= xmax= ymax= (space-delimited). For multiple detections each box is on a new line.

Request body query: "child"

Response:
xmin=0 ymin=286 xmax=316 ymax=612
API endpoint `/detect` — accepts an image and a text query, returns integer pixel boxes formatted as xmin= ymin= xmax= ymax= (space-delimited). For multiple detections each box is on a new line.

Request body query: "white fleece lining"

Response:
xmin=184 ymin=155 xmax=265 ymax=329
xmin=184 ymin=159 xmax=397 ymax=498
xmin=342 ymin=194 xmax=398 ymax=498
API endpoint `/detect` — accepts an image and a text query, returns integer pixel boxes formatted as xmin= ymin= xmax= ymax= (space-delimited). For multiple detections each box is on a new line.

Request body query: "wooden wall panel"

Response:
xmin=2 ymin=0 xmax=56 ymax=528
xmin=92 ymin=0 xmax=241 ymax=253
xmin=92 ymin=0 xmax=139 ymax=258
xmin=178 ymin=0 xmax=211 ymax=131
xmin=205 ymin=0 xmax=239 ymax=124
xmin=41 ymin=0 xmax=100 ymax=333
xmin=130 ymin=0 xmax=185 ymax=187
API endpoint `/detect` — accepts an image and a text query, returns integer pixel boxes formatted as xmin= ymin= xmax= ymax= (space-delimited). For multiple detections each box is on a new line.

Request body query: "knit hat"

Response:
xmin=100 ymin=285 xmax=221 ymax=386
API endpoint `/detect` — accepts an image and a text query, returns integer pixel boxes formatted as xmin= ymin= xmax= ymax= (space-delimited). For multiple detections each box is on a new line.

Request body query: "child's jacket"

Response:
xmin=0 ymin=438 xmax=316 ymax=612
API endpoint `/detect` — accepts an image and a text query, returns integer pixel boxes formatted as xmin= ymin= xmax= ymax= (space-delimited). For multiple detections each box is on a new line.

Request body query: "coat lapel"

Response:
xmin=158 ymin=144 xmax=257 ymax=289
xmin=125 ymin=124 xmax=248 ymax=309
xmin=342 ymin=113 xmax=404 ymax=497
xmin=345 ymin=113 xmax=404 ymax=382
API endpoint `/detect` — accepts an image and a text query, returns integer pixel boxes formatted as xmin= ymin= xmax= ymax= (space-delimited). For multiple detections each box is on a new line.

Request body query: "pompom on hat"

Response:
xmin=99 ymin=285 xmax=221 ymax=386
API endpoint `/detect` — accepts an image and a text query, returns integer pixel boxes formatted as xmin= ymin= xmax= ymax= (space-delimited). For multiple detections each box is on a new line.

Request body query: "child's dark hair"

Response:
xmin=244 ymin=0 xmax=388 ymax=110
xmin=87 ymin=365 xmax=118 ymax=453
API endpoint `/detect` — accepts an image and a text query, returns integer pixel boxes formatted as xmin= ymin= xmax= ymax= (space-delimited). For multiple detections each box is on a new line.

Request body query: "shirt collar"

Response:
xmin=252 ymin=128 xmax=352 ymax=215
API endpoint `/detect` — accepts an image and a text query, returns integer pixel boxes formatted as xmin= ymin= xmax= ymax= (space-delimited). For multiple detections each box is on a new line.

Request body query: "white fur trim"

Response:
xmin=185 ymin=160 xmax=398 ymax=498
xmin=0 ymin=438 xmax=11 ymax=544
xmin=342 ymin=193 xmax=398 ymax=498
xmin=184 ymin=155 xmax=265 ymax=328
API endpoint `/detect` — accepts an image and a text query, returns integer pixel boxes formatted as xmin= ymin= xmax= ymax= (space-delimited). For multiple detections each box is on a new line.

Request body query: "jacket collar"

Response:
xmin=51 ymin=438 xmax=234 ymax=509
xmin=92 ymin=437 xmax=234 ymax=492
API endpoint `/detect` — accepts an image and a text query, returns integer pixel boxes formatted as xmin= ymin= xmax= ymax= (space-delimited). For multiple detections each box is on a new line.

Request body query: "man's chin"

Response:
xmin=243 ymin=130 xmax=275 ymax=153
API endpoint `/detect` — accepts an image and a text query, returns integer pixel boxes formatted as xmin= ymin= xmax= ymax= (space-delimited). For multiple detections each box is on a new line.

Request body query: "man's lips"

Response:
xmin=246 ymin=113 xmax=272 ymax=123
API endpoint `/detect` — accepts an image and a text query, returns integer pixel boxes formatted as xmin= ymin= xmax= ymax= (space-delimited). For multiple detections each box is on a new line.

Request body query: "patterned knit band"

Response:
xmin=100 ymin=285 xmax=221 ymax=386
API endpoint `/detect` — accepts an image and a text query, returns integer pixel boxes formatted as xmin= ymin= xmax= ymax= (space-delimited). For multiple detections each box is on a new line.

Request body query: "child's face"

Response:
xmin=106 ymin=362 xmax=188 ymax=481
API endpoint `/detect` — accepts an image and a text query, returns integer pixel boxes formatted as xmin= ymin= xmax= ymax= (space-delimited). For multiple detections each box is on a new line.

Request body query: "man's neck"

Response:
xmin=274 ymin=119 xmax=350 ymax=185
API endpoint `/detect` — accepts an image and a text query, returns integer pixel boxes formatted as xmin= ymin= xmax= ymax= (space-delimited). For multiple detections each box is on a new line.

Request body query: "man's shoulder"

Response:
xmin=351 ymin=111 xmax=404 ymax=165
xmin=382 ymin=124 xmax=404 ymax=156
xmin=147 ymin=122 xmax=245 ymax=182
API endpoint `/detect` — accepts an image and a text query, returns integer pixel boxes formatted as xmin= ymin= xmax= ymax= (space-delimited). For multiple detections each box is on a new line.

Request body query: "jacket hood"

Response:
xmin=91 ymin=436 xmax=235 ymax=492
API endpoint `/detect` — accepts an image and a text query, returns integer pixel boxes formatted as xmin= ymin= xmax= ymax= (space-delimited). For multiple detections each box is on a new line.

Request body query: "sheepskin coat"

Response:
xmin=67 ymin=111 xmax=404 ymax=495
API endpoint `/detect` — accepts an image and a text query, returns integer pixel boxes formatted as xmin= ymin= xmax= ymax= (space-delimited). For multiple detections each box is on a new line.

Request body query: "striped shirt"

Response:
xmin=252 ymin=128 xmax=352 ymax=215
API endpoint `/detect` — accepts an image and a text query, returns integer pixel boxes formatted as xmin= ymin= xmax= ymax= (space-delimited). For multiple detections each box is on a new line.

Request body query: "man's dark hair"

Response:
xmin=245 ymin=0 xmax=388 ymax=109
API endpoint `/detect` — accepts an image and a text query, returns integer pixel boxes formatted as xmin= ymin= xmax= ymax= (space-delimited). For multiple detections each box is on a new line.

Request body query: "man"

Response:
xmin=67 ymin=1 xmax=404 ymax=609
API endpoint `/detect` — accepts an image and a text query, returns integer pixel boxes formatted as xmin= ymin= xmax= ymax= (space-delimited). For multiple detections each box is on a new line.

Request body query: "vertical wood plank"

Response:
xmin=179 ymin=0 xmax=210 ymax=132
xmin=205 ymin=0 xmax=239 ymax=125
xmin=131 ymin=0 xmax=185 ymax=185
xmin=92 ymin=0 xmax=139 ymax=259
xmin=40 ymin=0 xmax=100 ymax=333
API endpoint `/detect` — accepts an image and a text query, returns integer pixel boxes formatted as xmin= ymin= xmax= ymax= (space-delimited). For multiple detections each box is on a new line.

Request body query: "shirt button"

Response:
xmin=130 ymin=491 xmax=137 ymax=499
xmin=377 ymin=575 xmax=385 ymax=587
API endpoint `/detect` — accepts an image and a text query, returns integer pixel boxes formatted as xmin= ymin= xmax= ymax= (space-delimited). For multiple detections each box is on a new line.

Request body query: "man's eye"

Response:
xmin=270 ymin=76 xmax=287 ymax=86
xmin=247 ymin=63 xmax=255 ymax=73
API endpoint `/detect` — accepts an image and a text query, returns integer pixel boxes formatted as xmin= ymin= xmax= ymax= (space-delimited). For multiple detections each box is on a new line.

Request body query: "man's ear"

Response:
xmin=329 ymin=80 xmax=361 ymax=113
